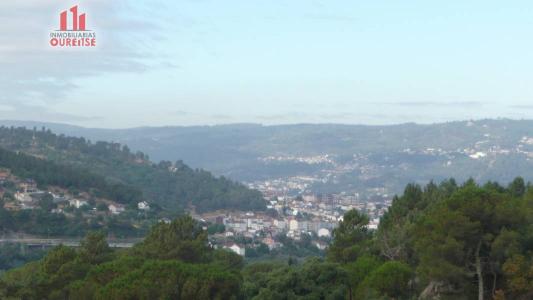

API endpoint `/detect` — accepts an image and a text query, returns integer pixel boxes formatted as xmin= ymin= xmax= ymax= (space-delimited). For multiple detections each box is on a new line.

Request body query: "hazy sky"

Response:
xmin=1 ymin=0 xmax=533 ymax=128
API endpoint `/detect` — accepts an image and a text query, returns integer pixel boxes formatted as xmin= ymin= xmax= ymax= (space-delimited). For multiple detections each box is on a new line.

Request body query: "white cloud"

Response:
xmin=0 ymin=1 xmax=166 ymax=118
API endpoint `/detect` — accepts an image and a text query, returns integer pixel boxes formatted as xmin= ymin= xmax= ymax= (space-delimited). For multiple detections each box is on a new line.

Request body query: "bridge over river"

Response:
xmin=0 ymin=237 xmax=143 ymax=248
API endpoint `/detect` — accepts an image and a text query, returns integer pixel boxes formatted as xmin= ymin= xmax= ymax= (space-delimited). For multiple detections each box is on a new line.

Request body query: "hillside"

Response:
xmin=0 ymin=126 xmax=265 ymax=213
xmin=3 ymin=179 xmax=533 ymax=299
xmin=0 ymin=147 xmax=142 ymax=205
xmin=0 ymin=148 xmax=146 ymax=237
xmin=4 ymin=119 xmax=533 ymax=199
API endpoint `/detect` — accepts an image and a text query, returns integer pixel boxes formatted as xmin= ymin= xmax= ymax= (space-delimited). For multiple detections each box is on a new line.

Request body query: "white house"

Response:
xmin=108 ymin=203 xmax=125 ymax=215
xmin=366 ymin=218 xmax=380 ymax=230
xmin=315 ymin=240 xmax=328 ymax=250
xmin=15 ymin=192 xmax=32 ymax=203
xmin=224 ymin=243 xmax=246 ymax=256
xmin=52 ymin=194 xmax=68 ymax=204
xmin=318 ymin=228 xmax=331 ymax=238
xmin=51 ymin=208 xmax=64 ymax=214
xmin=262 ymin=237 xmax=280 ymax=250
xmin=159 ymin=217 xmax=171 ymax=224
xmin=289 ymin=219 xmax=299 ymax=231
xmin=273 ymin=219 xmax=287 ymax=230
xmin=69 ymin=199 xmax=88 ymax=209
xmin=19 ymin=180 xmax=37 ymax=193
xmin=137 ymin=201 xmax=150 ymax=211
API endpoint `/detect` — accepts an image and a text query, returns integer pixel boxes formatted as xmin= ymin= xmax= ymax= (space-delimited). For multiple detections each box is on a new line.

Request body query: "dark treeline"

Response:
xmin=0 ymin=243 xmax=46 ymax=272
xmin=3 ymin=177 xmax=533 ymax=299
xmin=0 ymin=126 xmax=265 ymax=212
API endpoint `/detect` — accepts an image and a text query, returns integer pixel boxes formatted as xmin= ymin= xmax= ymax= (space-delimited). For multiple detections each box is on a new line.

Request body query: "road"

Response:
xmin=0 ymin=237 xmax=143 ymax=248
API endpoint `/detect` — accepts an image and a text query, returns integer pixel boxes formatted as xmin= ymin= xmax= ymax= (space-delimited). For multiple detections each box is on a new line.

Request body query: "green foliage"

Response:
xmin=211 ymin=248 xmax=244 ymax=271
xmin=361 ymin=261 xmax=413 ymax=299
xmin=1 ymin=208 xmax=112 ymax=237
xmin=133 ymin=215 xmax=209 ymax=262
xmin=96 ymin=203 xmax=108 ymax=211
xmin=508 ymin=176 xmax=526 ymax=198
xmin=377 ymin=181 xmax=455 ymax=262
xmin=38 ymin=193 xmax=56 ymax=211
xmin=242 ymin=258 xmax=348 ymax=300
xmin=502 ymin=254 xmax=533 ymax=297
xmin=271 ymin=233 xmax=323 ymax=258
xmin=207 ymin=223 xmax=226 ymax=235
xmin=322 ymin=177 xmax=533 ymax=299
xmin=327 ymin=209 xmax=371 ymax=263
xmin=413 ymin=183 xmax=525 ymax=297
xmin=78 ymin=231 xmax=114 ymax=265
xmin=374 ymin=177 xmax=533 ymax=299
xmin=0 ymin=216 xmax=242 ymax=299
xmin=0 ymin=261 xmax=42 ymax=299
xmin=41 ymin=245 xmax=77 ymax=275
xmin=344 ymin=255 xmax=383 ymax=298
xmin=0 ymin=200 xmax=14 ymax=232
xmin=93 ymin=260 xmax=241 ymax=300
xmin=0 ymin=243 xmax=47 ymax=272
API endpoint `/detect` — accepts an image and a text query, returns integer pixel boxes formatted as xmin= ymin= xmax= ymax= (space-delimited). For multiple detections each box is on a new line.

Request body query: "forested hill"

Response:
xmin=0 ymin=126 xmax=265 ymax=213
xmin=0 ymin=147 xmax=142 ymax=205
xmin=3 ymin=178 xmax=533 ymax=299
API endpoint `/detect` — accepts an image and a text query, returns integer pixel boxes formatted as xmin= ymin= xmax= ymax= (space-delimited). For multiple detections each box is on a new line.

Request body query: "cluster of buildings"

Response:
xmin=247 ymin=153 xmax=394 ymax=202
xmin=198 ymin=192 xmax=390 ymax=256
xmin=402 ymin=135 xmax=533 ymax=164
xmin=259 ymin=154 xmax=335 ymax=165
xmin=224 ymin=132 xmax=533 ymax=257
xmin=0 ymin=170 xmax=150 ymax=216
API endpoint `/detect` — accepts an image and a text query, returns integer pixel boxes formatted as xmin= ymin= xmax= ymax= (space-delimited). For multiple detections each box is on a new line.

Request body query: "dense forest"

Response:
xmin=2 ymin=178 xmax=533 ymax=299
xmin=0 ymin=126 xmax=265 ymax=212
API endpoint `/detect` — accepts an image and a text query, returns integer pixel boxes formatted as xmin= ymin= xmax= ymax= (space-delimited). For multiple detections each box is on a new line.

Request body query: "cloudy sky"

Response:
xmin=1 ymin=1 xmax=533 ymax=128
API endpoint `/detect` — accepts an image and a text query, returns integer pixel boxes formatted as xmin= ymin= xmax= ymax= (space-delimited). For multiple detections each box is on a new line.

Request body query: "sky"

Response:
xmin=1 ymin=0 xmax=533 ymax=128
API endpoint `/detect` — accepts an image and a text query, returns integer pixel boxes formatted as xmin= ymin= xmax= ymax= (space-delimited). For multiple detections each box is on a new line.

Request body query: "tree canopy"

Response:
xmin=2 ymin=178 xmax=533 ymax=299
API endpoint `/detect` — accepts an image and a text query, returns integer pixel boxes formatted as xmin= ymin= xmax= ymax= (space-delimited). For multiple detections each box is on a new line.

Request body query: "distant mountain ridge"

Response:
xmin=2 ymin=119 xmax=533 ymax=198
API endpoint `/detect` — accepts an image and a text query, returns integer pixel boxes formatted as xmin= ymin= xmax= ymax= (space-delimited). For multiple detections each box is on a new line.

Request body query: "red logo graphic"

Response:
xmin=60 ymin=5 xmax=86 ymax=31
xmin=49 ymin=5 xmax=96 ymax=48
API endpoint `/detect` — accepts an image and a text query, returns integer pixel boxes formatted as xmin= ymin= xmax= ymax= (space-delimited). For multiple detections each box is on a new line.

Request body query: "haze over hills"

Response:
xmin=2 ymin=119 xmax=532 ymax=200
